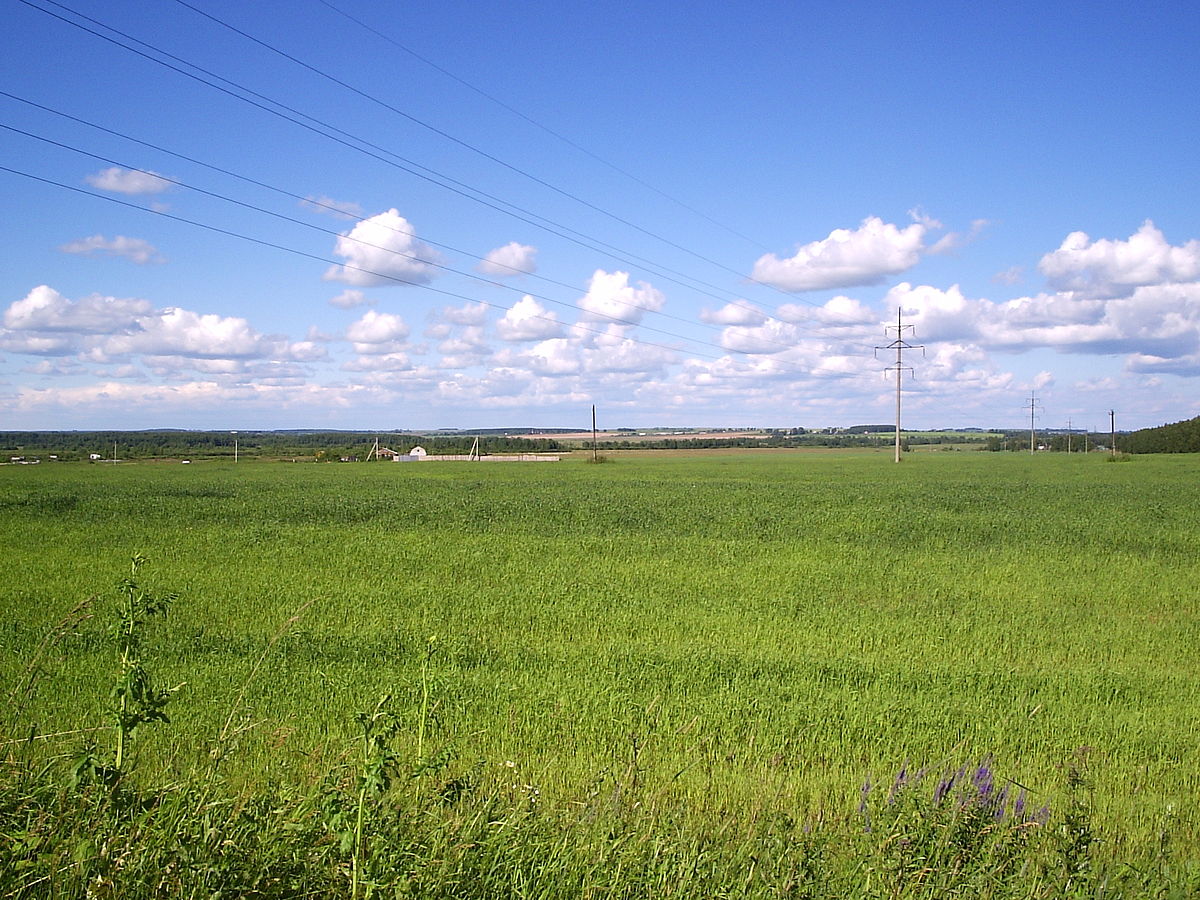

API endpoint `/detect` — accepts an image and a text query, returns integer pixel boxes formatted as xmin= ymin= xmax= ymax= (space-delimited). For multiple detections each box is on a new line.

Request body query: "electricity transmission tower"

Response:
xmin=875 ymin=308 xmax=924 ymax=463
xmin=1024 ymin=391 xmax=1043 ymax=454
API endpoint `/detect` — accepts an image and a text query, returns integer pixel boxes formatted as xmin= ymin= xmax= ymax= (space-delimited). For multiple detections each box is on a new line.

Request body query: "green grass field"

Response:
xmin=2 ymin=450 xmax=1198 ymax=896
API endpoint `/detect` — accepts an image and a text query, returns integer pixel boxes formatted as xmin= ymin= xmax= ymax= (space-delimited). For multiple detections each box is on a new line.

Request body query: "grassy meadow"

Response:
xmin=2 ymin=449 xmax=1199 ymax=897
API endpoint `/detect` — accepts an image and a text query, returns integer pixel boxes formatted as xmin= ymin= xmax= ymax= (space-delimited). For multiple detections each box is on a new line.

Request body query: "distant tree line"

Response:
xmin=978 ymin=420 xmax=1200 ymax=454
xmin=596 ymin=433 xmax=984 ymax=451
xmin=1119 ymin=415 xmax=1200 ymax=454
xmin=0 ymin=431 xmax=564 ymax=460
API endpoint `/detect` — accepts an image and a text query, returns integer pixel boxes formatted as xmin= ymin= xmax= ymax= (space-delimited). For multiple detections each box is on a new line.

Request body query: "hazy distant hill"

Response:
xmin=1122 ymin=415 xmax=1200 ymax=453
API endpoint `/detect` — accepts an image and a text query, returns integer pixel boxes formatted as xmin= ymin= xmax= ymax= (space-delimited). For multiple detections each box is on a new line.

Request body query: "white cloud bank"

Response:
xmin=6 ymin=222 xmax=1200 ymax=430
xmin=0 ymin=286 xmax=320 ymax=372
xmin=1038 ymin=220 xmax=1200 ymax=298
xmin=751 ymin=217 xmax=927 ymax=292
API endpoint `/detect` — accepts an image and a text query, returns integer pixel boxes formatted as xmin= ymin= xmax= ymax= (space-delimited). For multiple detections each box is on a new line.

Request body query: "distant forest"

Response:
xmin=1 ymin=429 xmax=985 ymax=459
xmin=1120 ymin=415 xmax=1200 ymax=453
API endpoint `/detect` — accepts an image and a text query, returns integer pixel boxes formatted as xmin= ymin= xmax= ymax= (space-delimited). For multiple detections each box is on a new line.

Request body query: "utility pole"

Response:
xmin=1067 ymin=418 xmax=1072 ymax=454
xmin=1110 ymin=409 xmax=1117 ymax=456
xmin=875 ymin=308 xmax=923 ymax=463
xmin=591 ymin=405 xmax=598 ymax=463
xmin=1024 ymin=391 xmax=1042 ymax=454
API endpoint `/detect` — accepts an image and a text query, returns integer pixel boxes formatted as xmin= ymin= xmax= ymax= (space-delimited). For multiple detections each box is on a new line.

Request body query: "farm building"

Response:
xmin=389 ymin=443 xmax=558 ymax=463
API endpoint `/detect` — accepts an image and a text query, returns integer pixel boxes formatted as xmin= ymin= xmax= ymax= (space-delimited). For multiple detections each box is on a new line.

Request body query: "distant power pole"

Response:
xmin=1110 ymin=409 xmax=1117 ymax=456
xmin=1024 ymin=391 xmax=1043 ymax=454
xmin=875 ymin=308 xmax=923 ymax=463
xmin=1066 ymin=418 xmax=1072 ymax=454
xmin=591 ymin=405 xmax=598 ymax=463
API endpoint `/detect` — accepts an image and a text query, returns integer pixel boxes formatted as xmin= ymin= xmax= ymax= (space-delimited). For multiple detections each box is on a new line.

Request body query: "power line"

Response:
xmin=0 ymin=107 xmax=871 ymax=360
xmin=16 ymin=0 xmax=750 ymax=307
xmin=0 ymin=162 xmax=870 ymax=383
xmin=170 ymin=0 xmax=889 ymax=328
xmin=313 ymin=0 xmax=772 ymax=252
xmin=18 ymin=0 xmax=883 ymax=336
xmin=2 ymin=121 xmax=774 ymax=360
xmin=1 ymin=89 xmax=879 ymax=354
xmin=169 ymin=0 xmax=775 ymax=274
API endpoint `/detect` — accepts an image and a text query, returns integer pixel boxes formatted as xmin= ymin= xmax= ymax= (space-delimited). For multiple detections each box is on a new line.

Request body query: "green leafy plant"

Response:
xmin=74 ymin=555 xmax=181 ymax=790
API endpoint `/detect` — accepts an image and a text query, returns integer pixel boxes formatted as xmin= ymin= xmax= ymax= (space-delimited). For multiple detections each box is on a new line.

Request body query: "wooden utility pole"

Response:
xmin=875 ymin=308 xmax=923 ymax=463
xmin=1110 ymin=409 xmax=1117 ymax=456
xmin=591 ymin=405 xmax=598 ymax=462
xmin=1067 ymin=418 xmax=1072 ymax=454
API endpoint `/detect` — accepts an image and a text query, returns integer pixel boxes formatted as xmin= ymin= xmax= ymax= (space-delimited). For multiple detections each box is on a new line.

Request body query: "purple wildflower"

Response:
xmin=888 ymin=762 xmax=909 ymax=804
xmin=859 ymin=778 xmax=873 ymax=832
xmin=992 ymin=784 xmax=1010 ymax=820
xmin=972 ymin=761 xmax=994 ymax=800
xmin=933 ymin=774 xmax=954 ymax=805
xmin=1014 ymin=790 xmax=1027 ymax=821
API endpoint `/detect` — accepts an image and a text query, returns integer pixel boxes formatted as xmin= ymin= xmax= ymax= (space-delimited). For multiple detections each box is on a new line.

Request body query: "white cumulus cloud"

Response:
xmin=85 ymin=167 xmax=172 ymax=195
xmin=438 ymin=303 xmax=488 ymax=326
xmin=329 ymin=290 xmax=372 ymax=309
xmin=478 ymin=242 xmax=537 ymax=276
xmin=578 ymin=270 xmax=666 ymax=324
xmin=345 ymin=309 xmax=411 ymax=354
xmin=751 ymin=217 xmax=927 ymax=292
xmin=104 ymin=308 xmax=279 ymax=359
xmin=719 ymin=318 xmax=804 ymax=354
xmin=497 ymin=296 xmax=563 ymax=341
xmin=700 ymin=302 xmax=766 ymax=326
xmin=1038 ymin=221 xmax=1200 ymax=298
xmin=1 ymin=286 xmax=320 ymax=371
xmin=323 ymin=209 xmax=442 ymax=287
xmin=776 ymin=295 xmax=877 ymax=328
xmin=3 ymin=285 xmax=151 ymax=335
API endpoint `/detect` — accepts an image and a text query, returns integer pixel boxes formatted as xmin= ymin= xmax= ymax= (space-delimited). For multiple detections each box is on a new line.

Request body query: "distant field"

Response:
xmin=524 ymin=428 xmax=770 ymax=442
xmin=2 ymin=451 xmax=1198 ymax=893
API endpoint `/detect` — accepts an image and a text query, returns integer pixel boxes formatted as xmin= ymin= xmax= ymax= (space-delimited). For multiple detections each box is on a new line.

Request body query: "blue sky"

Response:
xmin=3 ymin=0 xmax=1199 ymax=431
